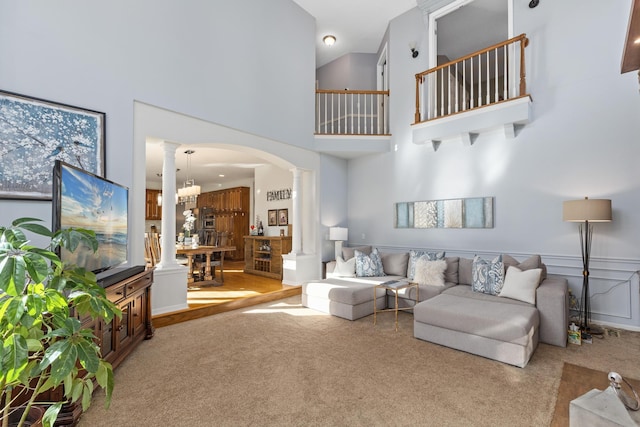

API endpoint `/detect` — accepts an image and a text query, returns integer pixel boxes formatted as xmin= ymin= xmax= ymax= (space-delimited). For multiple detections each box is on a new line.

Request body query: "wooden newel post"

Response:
xmin=414 ymin=74 xmax=422 ymax=124
xmin=519 ymin=37 xmax=529 ymax=96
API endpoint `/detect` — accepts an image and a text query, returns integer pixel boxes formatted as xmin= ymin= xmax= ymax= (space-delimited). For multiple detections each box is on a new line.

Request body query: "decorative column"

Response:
xmin=157 ymin=141 xmax=181 ymax=269
xmin=290 ymin=167 xmax=303 ymax=254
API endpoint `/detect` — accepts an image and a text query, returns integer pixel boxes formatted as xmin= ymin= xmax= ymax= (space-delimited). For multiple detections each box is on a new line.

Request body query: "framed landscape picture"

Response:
xmin=0 ymin=90 xmax=105 ymax=200
xmin=268 ymin=209 xmax=277 ymax=226
xmin=278 ymin=209 xmax=288 ymax=226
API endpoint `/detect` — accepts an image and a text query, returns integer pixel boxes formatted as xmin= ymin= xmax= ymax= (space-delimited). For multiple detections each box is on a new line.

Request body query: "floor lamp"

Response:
xmin=562 ymin=197 xmax=612 ymax=335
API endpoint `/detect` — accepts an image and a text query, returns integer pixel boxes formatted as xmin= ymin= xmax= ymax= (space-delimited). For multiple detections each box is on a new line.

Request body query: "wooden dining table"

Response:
xmin=176 ymin=245 xmax=236 ymax=285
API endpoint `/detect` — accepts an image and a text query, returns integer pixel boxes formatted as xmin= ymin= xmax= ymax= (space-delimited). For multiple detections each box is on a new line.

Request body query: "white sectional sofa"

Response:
xmin=302 ymin=246 xmax=569 ymax=367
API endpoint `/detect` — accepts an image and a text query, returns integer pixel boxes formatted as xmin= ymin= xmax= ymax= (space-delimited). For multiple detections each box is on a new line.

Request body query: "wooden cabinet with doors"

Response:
xmin=214 ymin=211 xmax=248 ymax=261
xmin=98 ymin=269 xmax=154 ymax=370
xmin=244 ymin=236 xmax=292 ymax=280
xmin=196 ymin=187 xmax=250 ymax=260
xmin=197 ymin=187 xmax=249 ymax=212
xmin=145 ymin=189 xmax=162 ymax=220
xmin=22 ymin=269 xmax=154 ymax=426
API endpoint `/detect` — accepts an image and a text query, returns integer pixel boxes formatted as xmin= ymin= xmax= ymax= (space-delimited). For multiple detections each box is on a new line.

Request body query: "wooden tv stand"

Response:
xmin=99 ymin=268 xmax=155 ymax=369
xmin=40 ymin=269 xmax=154 ymax=426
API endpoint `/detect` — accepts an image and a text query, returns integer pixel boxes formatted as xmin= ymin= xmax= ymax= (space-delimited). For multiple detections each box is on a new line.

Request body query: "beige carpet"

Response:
xmin=79 ymin=296 xmax=640 ymax=426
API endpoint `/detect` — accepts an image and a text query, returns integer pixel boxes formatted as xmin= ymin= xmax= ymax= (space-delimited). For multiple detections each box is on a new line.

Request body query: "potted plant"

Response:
xmin=0 ymin=218 xmax=121 ymax=427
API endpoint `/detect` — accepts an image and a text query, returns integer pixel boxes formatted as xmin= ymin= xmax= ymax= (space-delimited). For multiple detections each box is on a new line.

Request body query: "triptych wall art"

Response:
xmin=0 ymin=90 xmax=105 ymax=200
xmin=395 ymin=197 xmax=494 ymax=229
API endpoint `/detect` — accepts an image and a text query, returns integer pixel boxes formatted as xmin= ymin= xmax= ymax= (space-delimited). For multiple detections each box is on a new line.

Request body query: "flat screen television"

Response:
xmin=52 ymin=160 xmax=143 ymax=287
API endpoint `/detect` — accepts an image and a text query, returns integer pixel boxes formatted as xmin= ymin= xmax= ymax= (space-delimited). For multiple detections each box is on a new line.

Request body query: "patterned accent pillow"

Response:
xmin=471 ymin=255 xmax=505 ymax=295
xmin=407 ymin=250 xmax=445 ymax=281
xmin=355 ymin=248 xmax=385 ymax=277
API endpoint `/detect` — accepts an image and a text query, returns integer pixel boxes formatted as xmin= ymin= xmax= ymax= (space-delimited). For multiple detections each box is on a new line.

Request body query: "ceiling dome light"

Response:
xmin=323 ymin=35 xmax=336 ymax=46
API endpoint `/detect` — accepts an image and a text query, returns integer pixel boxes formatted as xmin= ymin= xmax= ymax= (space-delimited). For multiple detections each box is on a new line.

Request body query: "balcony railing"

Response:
xmin=414 ymin=34 xmax=529 ymax=124
xmin=315 ymin=89 xmax=390 ymax=135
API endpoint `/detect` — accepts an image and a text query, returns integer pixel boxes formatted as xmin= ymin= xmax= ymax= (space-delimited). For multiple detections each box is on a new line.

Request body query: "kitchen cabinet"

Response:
xmin=145 ymin=189 xmax=162 ymax=220
xmin=197 ymin=187 xmax=250 ymax=260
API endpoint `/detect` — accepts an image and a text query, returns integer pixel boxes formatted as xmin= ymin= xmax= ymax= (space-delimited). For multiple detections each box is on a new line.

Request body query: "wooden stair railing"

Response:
xmin=315 ymin=89 xmax=390 ymax=135
xmin=414 ymin=33 xmax=529 ymax=124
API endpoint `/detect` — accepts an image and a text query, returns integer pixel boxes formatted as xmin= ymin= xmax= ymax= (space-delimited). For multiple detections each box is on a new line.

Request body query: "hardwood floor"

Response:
xmin=152 ymin=260 xmax=301 ymax=328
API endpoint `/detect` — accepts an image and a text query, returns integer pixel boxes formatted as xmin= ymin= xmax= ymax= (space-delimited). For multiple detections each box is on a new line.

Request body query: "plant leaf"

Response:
xmin=2 ymin=333 xmax=28 ymax=384
xmin=42 ymin=402 xmax=62 ymax=427
xmin=76 ymin=339 xmax=100 ymax=373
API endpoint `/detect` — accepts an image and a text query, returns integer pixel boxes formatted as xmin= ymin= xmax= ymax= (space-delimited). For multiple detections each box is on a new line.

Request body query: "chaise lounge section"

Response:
xmin=302 ymin=246 xmax=568 ymax=367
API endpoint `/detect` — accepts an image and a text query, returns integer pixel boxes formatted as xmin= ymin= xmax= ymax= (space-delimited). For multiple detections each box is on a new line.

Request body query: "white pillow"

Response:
xmin=499 ymin=266 xmax=542 ymax=304
xmin=332 ymin=256 xmax=356 ymax=277
xmin=413 ymin=258 xmax=447 ymax=286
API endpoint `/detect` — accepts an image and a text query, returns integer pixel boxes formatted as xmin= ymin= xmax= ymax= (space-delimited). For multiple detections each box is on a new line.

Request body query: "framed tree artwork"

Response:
xmin=268 ymin=209 xmax=277 ymax=226
xmin=0 ymin=90 xmax=105 ymax=200
xmin=278 ymin=209 xmax=288 ymax=226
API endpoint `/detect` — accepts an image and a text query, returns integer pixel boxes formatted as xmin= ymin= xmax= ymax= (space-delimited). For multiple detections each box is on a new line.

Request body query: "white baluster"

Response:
xmin=486 ymin=51 xmax=490 ymax=105
xmin=470 ymin=56 xmax=474 ymax=109
xmin=462 ymin=59 xmax=466 ymax=111
xmin=344 ymin=93 xmax=347 ymax=133
xmin=323 ymin=93 xmax=327 ymax=133
xmin=350 ymin=93 xmax=354 ymax=133
xmin=494 ymin=48 xmax=498 ymax=103
xmin=503 ymin=45 xmax=508 ymax=101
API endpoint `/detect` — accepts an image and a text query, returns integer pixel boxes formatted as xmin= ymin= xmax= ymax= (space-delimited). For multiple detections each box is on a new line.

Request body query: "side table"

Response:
xmin=373 ymin=280 xmax=419 ymax=331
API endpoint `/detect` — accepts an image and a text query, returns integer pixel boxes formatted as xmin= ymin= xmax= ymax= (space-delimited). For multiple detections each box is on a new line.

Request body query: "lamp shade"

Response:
xmin=563 ymin=197 xmax=612 ymax=222
xmin=329 ymin=227 xmax=348 ymax=241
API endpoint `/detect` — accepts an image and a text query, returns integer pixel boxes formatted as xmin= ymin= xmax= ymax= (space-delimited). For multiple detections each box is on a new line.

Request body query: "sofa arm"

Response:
xmin=536 ymin=275 xmax=569 ymax=347
xmin=326 ymin=261 xmax=336 ymax=274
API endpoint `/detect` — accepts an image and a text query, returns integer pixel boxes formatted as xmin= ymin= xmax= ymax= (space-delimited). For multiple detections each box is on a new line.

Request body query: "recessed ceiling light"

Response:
xmin=323 ymin=35 xmax=336 ymax=46
xmin=219 ymin=174 xmax=225 ymax=177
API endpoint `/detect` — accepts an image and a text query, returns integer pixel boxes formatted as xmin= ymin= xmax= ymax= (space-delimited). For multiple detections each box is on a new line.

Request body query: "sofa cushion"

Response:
xmin=355 ymin=248 xmax=385 ymax=277
xmin=503 ymin=254 xmax=547 ymax=282
xmin=458 ymin=258 xmax=474 ymax=285
xmin=443 ymin=285 xmax=531 ymax=307
xmin=342 ymin=245 xmax=372 ymax=261
xmin=332 ymin=256 xmax=356 ymax=278
xmin=499 ymin=266 xmax=542 ymax=304
xmin=414 ymin=293 xmax=539 ymax=345
xmin=407 ymin=250 xmax=445 ymax=281
xmin=444 ymin=257 xmax=459 ymax=284
xmin=471 ymin=255 xmax=505 ymax=296
xmin=380 ymin=251 xmax=409 ymax=276
xmin=303 ymin=277 xmax=388 ymax=305
xmin=414 ymin=259 xmax=447 ymax=286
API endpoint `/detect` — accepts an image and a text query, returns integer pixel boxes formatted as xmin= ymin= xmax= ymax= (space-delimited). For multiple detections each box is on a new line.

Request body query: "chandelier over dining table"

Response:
xmin=177 ymin=149 xmax=201 ymax=204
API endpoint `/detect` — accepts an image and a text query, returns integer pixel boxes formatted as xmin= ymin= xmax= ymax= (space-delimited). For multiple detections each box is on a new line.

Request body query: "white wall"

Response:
xmin=0 ymin=0 xmax=322 ymax=313
xmin=0 ymin=0 xmax=314 ymax=219
xmin=346 ymin=3 xmax=640 ymax=329
xmin=254 ymin=165 xmax=293 ymax=237
xmin=316 ymin=53 xmax=379 ymax=90
xmin=319 ymin=154 xmax=349 ymax=261
xmin=0 ymin=0 xmax=316 ymax=258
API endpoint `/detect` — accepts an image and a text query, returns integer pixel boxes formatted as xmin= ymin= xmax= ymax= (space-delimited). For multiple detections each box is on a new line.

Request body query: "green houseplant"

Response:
xmin=0 ymin=218 xmax=121 ymax=427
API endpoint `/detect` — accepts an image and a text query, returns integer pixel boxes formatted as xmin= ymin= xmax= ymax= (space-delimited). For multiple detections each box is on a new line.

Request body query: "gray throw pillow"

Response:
xmin=503 ymin=254 xmax=547 ymax=282
xmin=342 ymin=245 xmax=372 ymax=261
xmin=444 ymin=257 xmax=460 ymax=284
xmin=380 ymin=252 xmax=409 ymax=276
xmin=458 ymin=257 xmax=474 ymax=285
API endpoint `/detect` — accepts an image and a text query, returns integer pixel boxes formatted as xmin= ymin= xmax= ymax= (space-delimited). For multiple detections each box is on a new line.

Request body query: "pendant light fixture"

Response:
xmin=177 ymin=149 xmax=201 ymax=204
